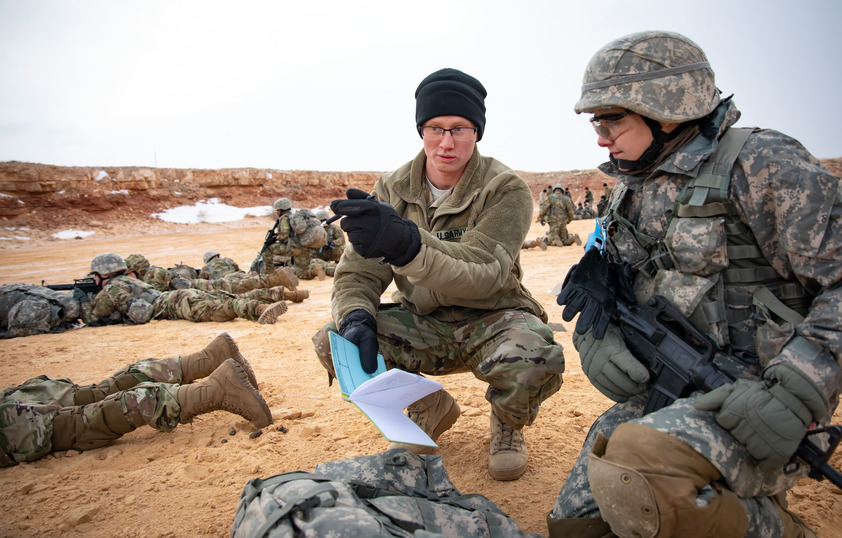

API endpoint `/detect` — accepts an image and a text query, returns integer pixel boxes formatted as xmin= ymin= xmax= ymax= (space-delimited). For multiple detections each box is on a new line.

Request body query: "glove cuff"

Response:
xmin=385 ymin=220 xmax=421 ymax=267
xmin=339 ymin=309 xmax=377 ymax=333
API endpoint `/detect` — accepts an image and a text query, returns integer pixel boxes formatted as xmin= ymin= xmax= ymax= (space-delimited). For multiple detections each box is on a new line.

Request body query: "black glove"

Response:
xmin=72 ymin=287 xmax=89 ymax=304
xmin=330 ymin=188 xmax=421 ymax=267
xmin=556 ymin=248 xmax=634 ymax=339
xmin=339 ymin=309 xmax=380 ymax=374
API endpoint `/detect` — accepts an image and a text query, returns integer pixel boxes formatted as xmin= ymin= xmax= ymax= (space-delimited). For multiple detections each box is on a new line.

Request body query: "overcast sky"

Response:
xmin=1 ymin=1 xmax=839 ymax=173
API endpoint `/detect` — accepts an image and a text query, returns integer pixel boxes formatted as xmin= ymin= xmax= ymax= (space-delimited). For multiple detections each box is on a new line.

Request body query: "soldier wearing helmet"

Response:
xmin=550 ymin=31 xmax=842 ymax=537
xmin=536 ymin=184 xmax=579 ymax=247
xmin=312 ymin=208 xmax=346 ymax=265
xmin=198 ymin=251 xmax=240 ymax=280
xmin=79 ymin=253 xmax=289 ymax=327
xmin=260 ymin=198 xmax=295 ymax=273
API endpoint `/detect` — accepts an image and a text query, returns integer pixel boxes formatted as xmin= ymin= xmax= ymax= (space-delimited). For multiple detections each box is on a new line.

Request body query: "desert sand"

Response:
xmin=0 ymin=217 xmax=840 ymax=537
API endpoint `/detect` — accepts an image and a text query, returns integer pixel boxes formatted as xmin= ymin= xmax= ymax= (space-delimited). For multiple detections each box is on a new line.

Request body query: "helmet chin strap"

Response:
xmin=614 ymin=116 xmax=689 ymax=174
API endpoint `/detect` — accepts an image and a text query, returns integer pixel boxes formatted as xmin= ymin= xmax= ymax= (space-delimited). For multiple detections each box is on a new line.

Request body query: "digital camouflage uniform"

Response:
xmin=551 ymin=31 xmax=842 ymax=537
xmin=313 ymin=147 xmax=565 ymax=429
xmin=0 ymin=284 xmax=81 ymax=339
xmin=539 ymin=188 xmax=576 ymax=246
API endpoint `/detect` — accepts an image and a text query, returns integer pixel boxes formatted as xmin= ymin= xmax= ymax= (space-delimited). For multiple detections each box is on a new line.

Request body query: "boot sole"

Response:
xmin=223 ymin=360 xmax=273 ymax=429
xmin=258 ymin=302 xmax=287 ymax=324
xmin=218 ymin=332 xmax=258 ymax=389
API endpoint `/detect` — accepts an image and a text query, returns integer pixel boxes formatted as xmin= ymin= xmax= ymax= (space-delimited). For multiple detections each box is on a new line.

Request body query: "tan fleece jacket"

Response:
xmin=332 ymin=147 xmax=546 ymax=324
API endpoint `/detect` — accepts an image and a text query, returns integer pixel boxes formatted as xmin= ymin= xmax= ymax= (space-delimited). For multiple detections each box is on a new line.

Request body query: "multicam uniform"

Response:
xmin=263 ymin=214 xmax=293 ymax=271
xmin=198 ymin=257 xmax=240 ymax=280
xmin=0 ymin=357 xmax=182 ymax=466
xmin=539 ymin=189 xmax=576 ymax=246
xmin=82 ymin=275 xmax=282 ymax=324
xmin=552 ymin=89 xmax=842 ymax=536
xmin=313 ymin=148 xmax=565 ymax=428
xmin=314 ymin=221 xmax=346 ymax=264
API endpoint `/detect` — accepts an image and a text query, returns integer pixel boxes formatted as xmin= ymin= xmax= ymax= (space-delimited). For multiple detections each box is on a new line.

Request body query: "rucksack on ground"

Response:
xmin=230 ymin=448 xmax=542 ymax=538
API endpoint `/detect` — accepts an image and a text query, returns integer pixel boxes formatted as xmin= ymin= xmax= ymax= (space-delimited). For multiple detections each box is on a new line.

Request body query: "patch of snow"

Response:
xmin=53 ymin=229 xmax=96 ymax=239
xmin=152 ymin=199 xmax=272 ymax=224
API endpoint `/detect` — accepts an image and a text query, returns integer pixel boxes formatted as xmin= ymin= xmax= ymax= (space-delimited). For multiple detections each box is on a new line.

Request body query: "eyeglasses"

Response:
xmin=589 ymin=111 xmax=630 ymax=140
xmin=419 ymin=126 xmax=477 ymax=141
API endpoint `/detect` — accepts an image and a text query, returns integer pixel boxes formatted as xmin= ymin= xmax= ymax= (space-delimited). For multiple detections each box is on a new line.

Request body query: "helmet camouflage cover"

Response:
xmin=91 ymin=253 xmax=127 ymax=276
xmin=575 ymin=30 xmax=719 ymax=123
xmin=274 ymin=198 xmax=292 ymax=211
xmin=553 ymin=184 xmax=564 ymax=192
xmin=315 ymin=209 xmax=330 ymax=221
xmin=125 ymin=253 xmax=150 ymax=276
xmin=203 ymin=251 xmax=220 ymax=264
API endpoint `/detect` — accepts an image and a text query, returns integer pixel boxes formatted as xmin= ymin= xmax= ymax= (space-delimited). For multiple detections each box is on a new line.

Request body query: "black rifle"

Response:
xmin=249 ymin=218 xmax=280 ymax=273
xmin=42 ymin=277 xmax=100 ymax=294
xmin=615 ymin=294 xmax=842 ymax=488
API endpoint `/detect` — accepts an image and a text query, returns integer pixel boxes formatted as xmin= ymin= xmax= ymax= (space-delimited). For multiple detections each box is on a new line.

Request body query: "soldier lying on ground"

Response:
xmin=125 ymin=253 xmax=306 ymax=300
xmin=0 ymin=332 xmax=272 ymax=467
xmin=77 ymin=253 xmax=287 ymax=326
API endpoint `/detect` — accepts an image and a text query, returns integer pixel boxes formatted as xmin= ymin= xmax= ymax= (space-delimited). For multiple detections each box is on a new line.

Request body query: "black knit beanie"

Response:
xmin=415 ymin=68 xmax=487 ymax=141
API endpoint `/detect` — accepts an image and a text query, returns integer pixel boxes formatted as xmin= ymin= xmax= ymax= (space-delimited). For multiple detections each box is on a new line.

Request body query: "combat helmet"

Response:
xmin=315 ymin=209 xmax=330 ymax=221
xmin=91 ymin=253 xmax=127 ymax=276
xmin=125 ymin=253 xmax=150 ymax=277
xmin=552 ymin=184 xmax=564 ymax=193
xmin=273 ymin=198 xmax=292 ymax=211
xmin=203 ymin=251 xmax=220 ymax=264
xmin=574 ymin=30 xmax=719 ymax=123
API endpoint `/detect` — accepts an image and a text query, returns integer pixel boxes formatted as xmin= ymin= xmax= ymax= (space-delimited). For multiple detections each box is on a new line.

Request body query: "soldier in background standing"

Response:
xmin=538 ymin=184 xmax=580 ymax=247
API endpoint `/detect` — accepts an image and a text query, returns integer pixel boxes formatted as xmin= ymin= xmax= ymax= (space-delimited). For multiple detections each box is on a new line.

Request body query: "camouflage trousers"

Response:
xmin=550 ymin=393 xmax=813 ymax=536
xmin=154 ymin=289 xmax=267 ymax=322
xmin=313 ymin=306 xmax=565 ymax=426
xmin=547 ymin=218 xmax=575 ymax=246
xmin=0 ymin=357 xmax=183 ymax=466
xmin=188 ymin=273 xmax=278 ymax=294
xmin=263 ymin=243 xmax=291 ymax=273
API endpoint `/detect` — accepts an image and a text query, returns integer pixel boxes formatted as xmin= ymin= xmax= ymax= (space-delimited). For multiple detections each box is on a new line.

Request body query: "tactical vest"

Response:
xmin=603 ymin=128 xmax=812 ymax=366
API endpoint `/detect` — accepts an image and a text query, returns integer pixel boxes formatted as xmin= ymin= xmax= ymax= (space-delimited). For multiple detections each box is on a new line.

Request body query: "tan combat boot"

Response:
xmin=257 ymin=301 xmax=287 ymax=324
xmin=284 ymin=289 xmax=309 ymax=302
xmin=388 ymin=389 xmax=460 ymax=454
xmin=179 ymin=332 xmax=258 ymax=387
xmin=177 ymin=359 xmax=273 ymax=429
xmin=313 ymin=264 xmax=326 ymax=281
xmin=573 ymin=234 xmax=582 ymax=246
xmin=488 ymin=409 xmax=528 ymax=481
xmin=265 ymin=266 xmax=298 ymax=291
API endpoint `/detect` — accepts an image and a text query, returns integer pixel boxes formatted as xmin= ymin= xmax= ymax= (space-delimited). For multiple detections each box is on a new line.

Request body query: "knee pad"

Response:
xmin=588 ymin=423 xmax=747 ymax=538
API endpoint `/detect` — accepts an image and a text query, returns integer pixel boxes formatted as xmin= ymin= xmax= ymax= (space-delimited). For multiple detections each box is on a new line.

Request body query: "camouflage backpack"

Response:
xmin=230 ymin=449 xmax=541 ymax=538
xmin=0 ymin=284 xmax=81 ymax=338
xmin=288 ymin=209 xmax=327 ymax=249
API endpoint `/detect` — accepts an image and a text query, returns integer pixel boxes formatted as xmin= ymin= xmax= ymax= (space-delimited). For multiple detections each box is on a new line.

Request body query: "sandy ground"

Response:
xmin=0 ymin=217 xmax=840 ymax=537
